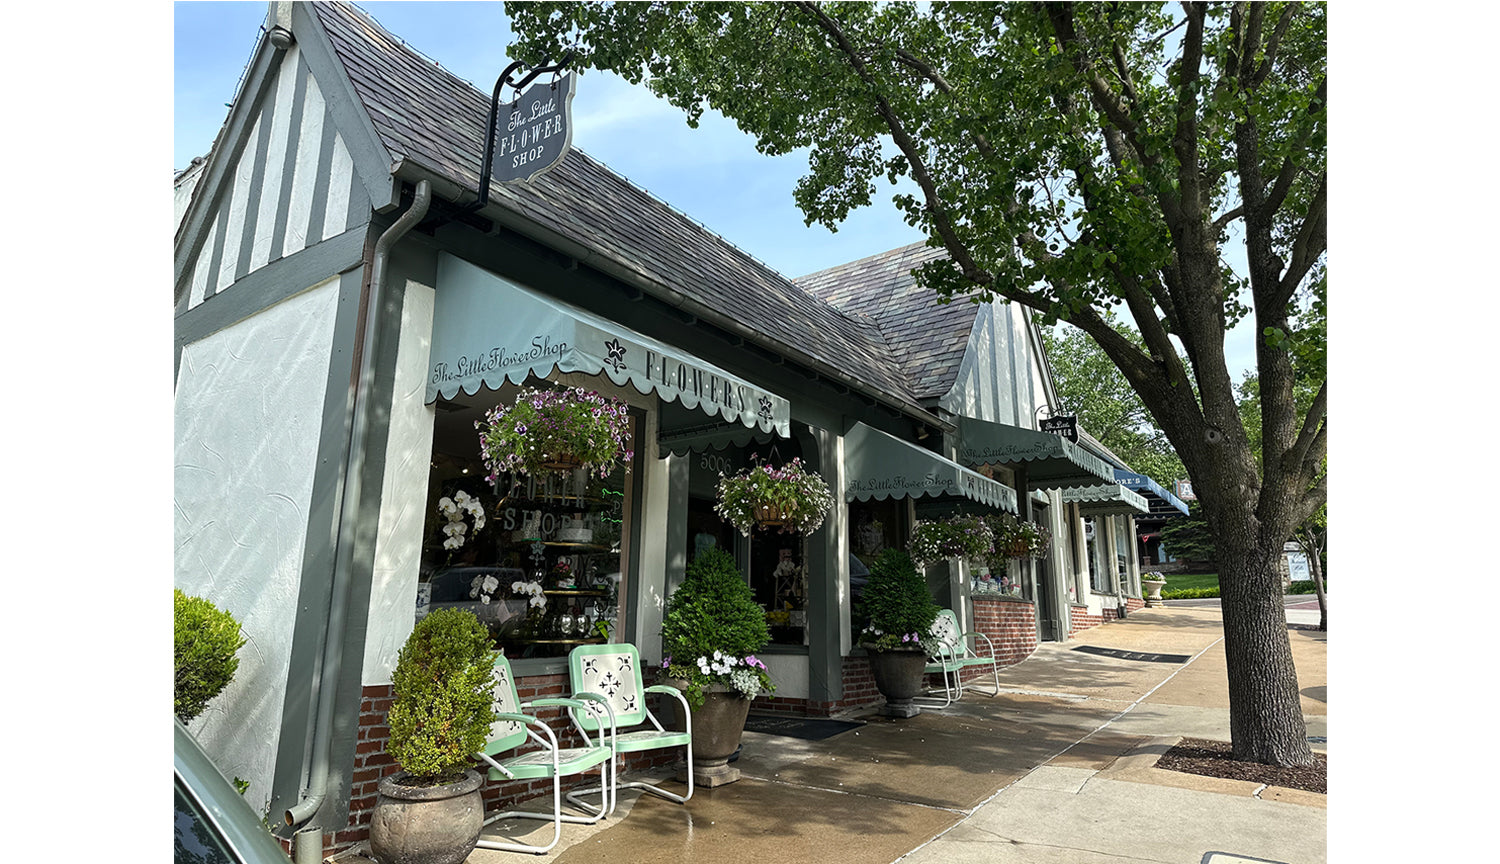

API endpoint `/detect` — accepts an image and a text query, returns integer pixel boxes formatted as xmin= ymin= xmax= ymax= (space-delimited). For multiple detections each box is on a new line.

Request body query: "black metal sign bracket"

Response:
xmin=467 ymin=51 xmax=576 ymax=212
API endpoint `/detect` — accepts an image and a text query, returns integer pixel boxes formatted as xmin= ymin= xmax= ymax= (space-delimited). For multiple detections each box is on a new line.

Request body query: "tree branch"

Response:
xmin=1275 ymin=171 xmax=1326 ymax=308
xmin=1252 ymin=4 xmax=1299 ymax=88
xmin=791 ymin=2 xmax=994 ymax=290
xmin=1212 ymin=205 xmax=1244 ymax=232
xmin=1282 ymin=379 xmax=1327 ymax=476
xmin=1170 ymin=2 xmax=1207 ymax=222
xmin=1262 ymin=77 xmax=1327 ymax=219
xmin=892 ymin=47 xmax=999 ymax=160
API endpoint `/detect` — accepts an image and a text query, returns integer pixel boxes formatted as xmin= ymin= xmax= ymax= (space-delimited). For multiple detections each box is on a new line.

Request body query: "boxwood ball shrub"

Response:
xmin=385 ymin=609 xmax=499 ymax=785
xmin=175 ymin=589 xmax=248 ymax=723
xmin=856 ymin=549 xmax=940 ymax=652
xmin=660 ymin=547 xmax=773 ymax=707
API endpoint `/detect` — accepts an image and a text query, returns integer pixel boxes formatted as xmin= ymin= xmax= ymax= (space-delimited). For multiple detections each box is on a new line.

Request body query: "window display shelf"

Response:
xmin=541 ymin=588 xmax=609 ymax=597
xmin=539 ymin=540 xmax=613 ymax=551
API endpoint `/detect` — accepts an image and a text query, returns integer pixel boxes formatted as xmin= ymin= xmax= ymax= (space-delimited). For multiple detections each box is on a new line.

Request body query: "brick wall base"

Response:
xmin=1067 ymin=596 xmax=1145 ymax=636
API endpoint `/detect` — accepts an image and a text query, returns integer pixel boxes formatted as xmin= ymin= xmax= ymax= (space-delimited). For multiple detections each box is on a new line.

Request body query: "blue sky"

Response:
xmin=174 ymin=0 xmax=1257 ymax=377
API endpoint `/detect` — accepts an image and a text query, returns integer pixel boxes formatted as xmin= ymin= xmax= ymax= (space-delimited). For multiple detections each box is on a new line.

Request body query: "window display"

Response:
xmin=418 ymin=387 xmax=636 ymax=660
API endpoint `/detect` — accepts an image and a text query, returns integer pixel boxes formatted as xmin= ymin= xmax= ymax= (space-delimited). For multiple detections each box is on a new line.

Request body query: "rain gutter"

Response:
xmin=283 ymin=179 xmax=432 ymax=830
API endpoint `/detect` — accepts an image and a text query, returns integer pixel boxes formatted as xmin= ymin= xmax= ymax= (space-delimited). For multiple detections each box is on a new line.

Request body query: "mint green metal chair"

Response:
xmin=473 ymin=654 xmax=616 ymax=855
xmin=566 ymin=642 xmax=693 ymax=814
xmin=918 ymin=609 xmax=1001 ymax=708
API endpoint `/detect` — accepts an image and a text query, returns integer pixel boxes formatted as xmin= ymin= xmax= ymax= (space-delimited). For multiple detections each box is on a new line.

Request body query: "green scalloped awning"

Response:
xmin=957 ymin=417 xmax=1117 ymax=490
xmin=427 ymin=253 xmax=791 ymax=438
xmin=1058 ymin=484 xmax=1151 ymax=516
xmin=845 ymin=422 xmax=1017 ymax=513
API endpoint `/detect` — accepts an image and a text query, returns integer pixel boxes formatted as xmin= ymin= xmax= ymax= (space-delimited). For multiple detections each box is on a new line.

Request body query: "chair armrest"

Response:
xmin=961 ymin=630 xmax=997 ymax=656
xmin=493 ymin=711 xmax=543 ymax=727
xmin=528 ymin=694 xmax=618 ymax=740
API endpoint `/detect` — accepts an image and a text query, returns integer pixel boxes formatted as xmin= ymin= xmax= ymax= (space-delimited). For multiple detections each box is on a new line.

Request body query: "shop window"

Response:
xmin=849 ymin=496 xmax=903 ymax=625
xmin=751 ymin=536 xmax=807 ymax=646
xmin=1086 ymin=517 xmax=1110 ymax=592
xmin=417 ymin=384 xmax=638 ymax=660
xmin=1113 ymin=516 xmax=1131 ymax=589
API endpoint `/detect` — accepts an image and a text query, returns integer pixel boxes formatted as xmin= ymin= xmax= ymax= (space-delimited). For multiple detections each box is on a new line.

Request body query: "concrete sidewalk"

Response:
xmin=341 ymin=606 xmax=1326 ymax=864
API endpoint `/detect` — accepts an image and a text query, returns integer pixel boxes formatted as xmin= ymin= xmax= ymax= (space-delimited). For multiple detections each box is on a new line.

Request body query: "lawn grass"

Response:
xmin=1159 ymin=572 xmax=1220 ymax=593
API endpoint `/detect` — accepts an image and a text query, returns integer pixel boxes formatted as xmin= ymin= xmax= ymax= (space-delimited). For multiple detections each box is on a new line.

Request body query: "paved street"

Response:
xmin=338 ymin=605 xmax=1327 ymax=864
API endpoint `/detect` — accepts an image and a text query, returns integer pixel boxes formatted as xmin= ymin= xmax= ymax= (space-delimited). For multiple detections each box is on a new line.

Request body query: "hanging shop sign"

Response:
xmin=1039 ymin=414 xmax=1078 ymax=443
xmin=493 ymin=71 xmax=575 ymax=183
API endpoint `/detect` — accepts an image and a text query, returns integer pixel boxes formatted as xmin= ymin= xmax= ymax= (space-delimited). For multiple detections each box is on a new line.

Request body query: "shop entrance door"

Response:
xmin=1032 ymin=502 xmax=1058 ymax=640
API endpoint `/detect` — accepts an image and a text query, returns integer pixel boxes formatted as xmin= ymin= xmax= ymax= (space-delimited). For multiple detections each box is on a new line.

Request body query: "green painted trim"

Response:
xmin=175 ymin=34 xmax=288 ymax=292
xmin=174 ymin=228 xmax=368 ymax=383
xmin=289 ymin=1 xmax=399 ymax=212
xmin=267 ymin=267 xmax=365 ymax=826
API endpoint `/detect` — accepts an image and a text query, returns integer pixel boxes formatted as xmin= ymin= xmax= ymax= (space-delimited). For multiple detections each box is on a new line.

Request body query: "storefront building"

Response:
xmin=174 ymin=2 xmax=1154 ymax=855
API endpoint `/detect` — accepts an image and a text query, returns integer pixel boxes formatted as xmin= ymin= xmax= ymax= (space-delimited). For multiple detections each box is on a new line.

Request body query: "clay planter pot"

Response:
xmin=864 ymin=647 xmax=927 ymax=718
xmin=368 ymin=769 xmax=483 ymax=864
xmin=1143 ymin=579 xmax=1167 ymax=607
xmin=668 ymin=681 xmax=752 ymax=787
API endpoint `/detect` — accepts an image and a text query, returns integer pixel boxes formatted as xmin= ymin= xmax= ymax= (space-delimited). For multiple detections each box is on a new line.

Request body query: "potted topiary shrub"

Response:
xmin=660 ymin=547 xmax=774 ymax=787
xmin=174 ymin=589 xmax=248 ymax=723
xmin=856 ymin=549 xmax=941 ymax=718
xmin=370 ymin=609 xmax=498 ymax=864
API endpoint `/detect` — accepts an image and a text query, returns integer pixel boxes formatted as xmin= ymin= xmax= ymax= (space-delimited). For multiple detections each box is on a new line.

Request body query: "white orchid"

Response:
xmin=436 ymin=489 xmax=485 ymax=554
xmin=468 ymin=574 xmax=501 ymax=603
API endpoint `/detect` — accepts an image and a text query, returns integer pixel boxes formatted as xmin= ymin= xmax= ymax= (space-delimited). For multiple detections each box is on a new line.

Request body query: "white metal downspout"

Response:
xmin=284 ymin=180 xmax=431 ymax=833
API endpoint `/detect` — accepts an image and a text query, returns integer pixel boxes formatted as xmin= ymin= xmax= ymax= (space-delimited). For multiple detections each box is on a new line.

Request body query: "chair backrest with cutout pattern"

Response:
xmin=482 ymin=654 xmax=528 ymax=756
xmin=568 ymin=643 xmax=647 ymax=731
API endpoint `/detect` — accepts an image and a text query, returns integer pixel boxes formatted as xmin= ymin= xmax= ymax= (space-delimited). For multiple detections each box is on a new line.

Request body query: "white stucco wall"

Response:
xmin=362 ymin=281 xmax=438 ymax=684
xmin=174 ymin=276 xmax=342 ymax=813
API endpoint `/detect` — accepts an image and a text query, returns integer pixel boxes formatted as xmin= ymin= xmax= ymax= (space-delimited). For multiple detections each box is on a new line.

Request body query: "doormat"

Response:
xmin=742 ymin=715 xmax=863 ymax=741
xmin=1071 ymin=645 xmax=1190 ymax=664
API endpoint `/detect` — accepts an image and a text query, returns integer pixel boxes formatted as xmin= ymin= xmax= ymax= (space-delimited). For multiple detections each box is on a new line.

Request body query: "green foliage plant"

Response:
xmin=175 ymin=589 xmax=248 ymax=723
xmin=385 ymin=609 xmax=498 ymax=785
xmin=984 ymin=513 xmax=1052 ymax=561
xmin=661 ymin=547 xmax=774 ymax=709
xmin=856 ymin=549 xmax=940 ymax=654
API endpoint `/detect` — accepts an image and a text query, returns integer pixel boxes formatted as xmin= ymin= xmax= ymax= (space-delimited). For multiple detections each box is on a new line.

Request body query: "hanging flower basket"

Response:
xmin=715 ymin=456 xmax=833 ymax=537
xmin=907 ymin=515 xmax=994 ymax=568
xmin=475 ymin=386 xmax=633 ymax=483
xmin=984 ymin=513 xmax=1051 ymax=561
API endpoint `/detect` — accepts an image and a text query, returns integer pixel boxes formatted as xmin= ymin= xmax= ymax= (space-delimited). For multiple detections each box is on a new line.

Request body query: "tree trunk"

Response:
xmin=1217 ymin=547 xmax=1315 ymax=766
xmin=1306 ymin=540 xmax=1327 ymax=631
